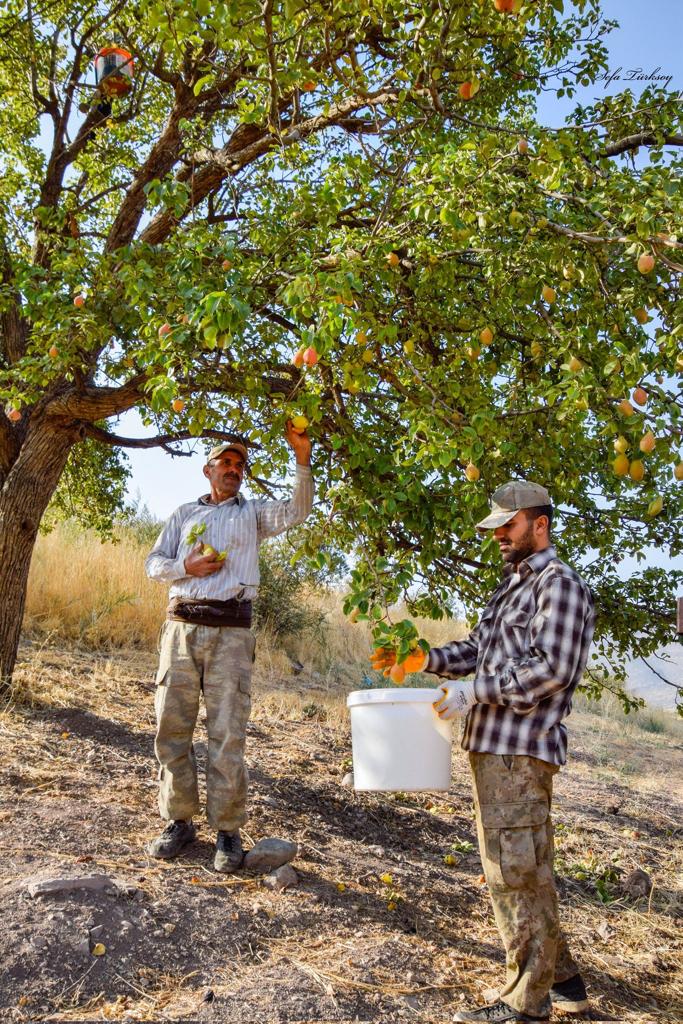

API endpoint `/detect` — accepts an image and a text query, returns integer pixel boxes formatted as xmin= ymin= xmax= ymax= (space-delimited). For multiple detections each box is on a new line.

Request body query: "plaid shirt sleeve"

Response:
xmin=426 ymin=622 xmax=482 ymax=678
xmin=474 ymin=572 xmax=594 ymax=714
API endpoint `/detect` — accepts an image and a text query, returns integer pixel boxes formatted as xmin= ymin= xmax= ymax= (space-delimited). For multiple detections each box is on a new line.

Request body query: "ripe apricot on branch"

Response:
xmin=634 ymin=308 xmax=649 ymax=325
xmin=459 ymin=81 xmax=475 ymax=100
xmin=158 ymin=322 xmax=172 ymax=339
xmin=73 ymin=294 xmax=85 ymax=307
xmin=48 ymin=345 xmax=59 ymax=358
xmin=362 ymin=348 xmax=374 ymax=364
xmin=674 ymin=462 xmax=683 ymax=481
xmin=517 ymin=138 xmax=529 ymax=155
xmin=613 ymin=436 xmax=629 ymax=454
xmin=292 ymin=348 xmax=305 ymax=368
xmin=171 ymin=398 xmax=185 ymax=413
xmin=629 ymin=459 xmax=645 ymax=482
xmin=493 ymin=0 xmax=514 ymax=10
xmin=639 ymin=431 xmax=656 ymax=454
xmin=637 ymin=253 xmax=655 ymax=274
xmin=612 ymin=454 xmax=629 ymax=476
xmin=465 ymin=463 xmax=480 ymax=482
xmin=221 ymin=258 xmax=233 ymax=271
xmin=647 ymin=496 xmax=664 ymax=517
xmin=6 ymin=406 xmax=21 ymax=422
xmin=568 ymin=356 xmax=583 ymax=373
xmin=389 ymin=663 xmax=406 ymax=684
xmin=303 ymin=347 xmax=319 ymax=366
xmin=386 ymin=252 xmax=400 ymax=267
xmin=541 ymin=285 xmax=556 ymax=304
xmin=617 ymin=399 xmax=635 ymax=417
xmin=291 ymin=415 xmax=309 ymax=433
xmin=632 ymin=387 xmax=648 ymax=406
xmin=480 ymin=327 xmax=494 ymax=345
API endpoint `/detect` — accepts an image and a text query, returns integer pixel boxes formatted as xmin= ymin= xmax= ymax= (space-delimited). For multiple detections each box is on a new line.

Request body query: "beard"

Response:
xmin=499 ymin=524 xmax=537 ymax=565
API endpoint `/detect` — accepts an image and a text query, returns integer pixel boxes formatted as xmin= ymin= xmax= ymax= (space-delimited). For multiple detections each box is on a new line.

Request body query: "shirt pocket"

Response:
xmin=499 ymin=608 xmax=532 ymax=659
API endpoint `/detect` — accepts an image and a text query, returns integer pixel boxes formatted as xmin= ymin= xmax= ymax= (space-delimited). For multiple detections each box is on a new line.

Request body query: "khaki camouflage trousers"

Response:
xmin=470 ymin=752 xmax=579 ymax=1018
xmin=154 ymin=621 xmax=255 ymax=831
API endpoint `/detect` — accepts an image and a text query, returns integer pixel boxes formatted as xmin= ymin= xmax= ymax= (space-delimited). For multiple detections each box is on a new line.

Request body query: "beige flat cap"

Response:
xmin=206 ymin=441 xmax=249 ymax=463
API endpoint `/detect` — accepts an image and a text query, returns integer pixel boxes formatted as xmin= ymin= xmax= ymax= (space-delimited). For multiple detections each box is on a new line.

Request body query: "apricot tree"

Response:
xmin=0 ymin=0 xmax=681 ymax=699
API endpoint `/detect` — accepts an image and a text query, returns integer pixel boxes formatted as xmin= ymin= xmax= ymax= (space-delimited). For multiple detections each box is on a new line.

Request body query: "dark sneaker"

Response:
xmin=214 ymin=830 xmax=243 ymax=873
xmin=453 ymin=1001 xmax=548 ymax=1023
xmin=550 ymin=974 xmax=590 ymax=1014
xmin=147 ymin=820 xmax=196 ymax=859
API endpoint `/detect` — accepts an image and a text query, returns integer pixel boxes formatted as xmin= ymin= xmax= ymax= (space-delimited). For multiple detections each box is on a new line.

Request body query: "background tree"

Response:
xmin=0 ymin=0 xmax=681 ymax=699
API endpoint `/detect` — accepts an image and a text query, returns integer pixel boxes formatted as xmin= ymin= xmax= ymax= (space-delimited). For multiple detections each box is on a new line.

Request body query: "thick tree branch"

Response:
xmin=82 ymin=423 xmax=250 ymax=455
xmin=603 ymin=132 xmax=683 ymax=157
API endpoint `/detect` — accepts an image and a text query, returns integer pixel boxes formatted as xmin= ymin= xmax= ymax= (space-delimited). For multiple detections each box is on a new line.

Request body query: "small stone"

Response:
xmin=162 ymin=922 xmax=176 ymax=935
xmin=341 ymin=772 xmax=354 ymax=789
xmin=367 ymin=845 xmax=385 ymax=858
xmin=89 ymin=925 xmax=104 ymax=941
xmin=263 ymin=865 xmax=299 ymax=892
xmin=623 ymin=868 xmax=652 ymax=898
xmin=243 ymin=838 xmax=298 ymax=873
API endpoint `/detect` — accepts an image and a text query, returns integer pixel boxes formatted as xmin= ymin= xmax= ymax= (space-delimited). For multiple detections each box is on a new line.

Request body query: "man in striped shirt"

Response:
xmin=371 ymin=481 xmax=595 ymax=1023
xmin=145 ymin=422 xmax=313 ymax=871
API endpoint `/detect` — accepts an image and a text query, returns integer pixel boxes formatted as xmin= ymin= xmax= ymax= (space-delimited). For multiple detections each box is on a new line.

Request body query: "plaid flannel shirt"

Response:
xmin=427 ymin=546 xmax=595 ymax=765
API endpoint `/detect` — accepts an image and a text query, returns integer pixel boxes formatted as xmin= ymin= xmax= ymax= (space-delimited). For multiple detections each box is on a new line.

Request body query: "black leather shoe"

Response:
xmin=214 ymin=830 xmax=244 ymax=872
xmin=147 ymin=820 xmax=196 ymax=859
xmin=453 ymin=1001 xmax=548 ymax=1022
xmin=550 ymin=974 xmax=590 ymax=1014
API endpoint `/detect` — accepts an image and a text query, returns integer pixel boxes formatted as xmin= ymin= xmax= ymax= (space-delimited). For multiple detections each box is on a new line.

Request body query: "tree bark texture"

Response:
xmin=0 ymin=419 xmax=75 ymax=692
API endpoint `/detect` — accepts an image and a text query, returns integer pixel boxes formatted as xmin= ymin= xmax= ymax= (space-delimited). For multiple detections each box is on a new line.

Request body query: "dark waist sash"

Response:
xmin=167 ymin=597 xmax=252 ymax=628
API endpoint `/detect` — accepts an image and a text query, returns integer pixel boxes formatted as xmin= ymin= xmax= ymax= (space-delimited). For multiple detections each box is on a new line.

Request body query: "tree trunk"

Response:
xmin=0 ymin=420 xmax=75 ymax=691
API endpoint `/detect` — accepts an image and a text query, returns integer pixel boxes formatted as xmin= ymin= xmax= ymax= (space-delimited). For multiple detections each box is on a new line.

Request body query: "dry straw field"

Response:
xmin=1 ymin=524 xmax=681 ymax=1022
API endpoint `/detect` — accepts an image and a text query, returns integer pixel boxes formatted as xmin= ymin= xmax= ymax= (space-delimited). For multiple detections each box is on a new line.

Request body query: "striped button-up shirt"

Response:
xmin=145 ymin=465 xmax=314 ymax=601
xmin=427 ymin=546 xmax=595 ymax=765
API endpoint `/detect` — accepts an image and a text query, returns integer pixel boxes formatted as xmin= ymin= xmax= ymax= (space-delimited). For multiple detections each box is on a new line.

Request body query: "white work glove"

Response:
xmin=432 ymin=680 xmax=477 ymax=720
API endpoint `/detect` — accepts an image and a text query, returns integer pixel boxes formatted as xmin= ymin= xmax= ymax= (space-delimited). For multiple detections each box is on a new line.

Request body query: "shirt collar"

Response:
xmin=198 ymin=492 xmax=243 ymax=507
xmin=503 ymin=545 xmax=556 ymax=580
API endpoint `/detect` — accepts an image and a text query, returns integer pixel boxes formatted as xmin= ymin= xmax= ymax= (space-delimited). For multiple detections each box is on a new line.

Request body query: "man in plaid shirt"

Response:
xmin=371 ymin=481 xmax=595 ymax=1023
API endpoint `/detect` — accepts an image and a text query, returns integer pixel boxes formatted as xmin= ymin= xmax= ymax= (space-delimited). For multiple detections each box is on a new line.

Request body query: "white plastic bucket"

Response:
xmin=347 ymin=688 xmax=452 ymax=791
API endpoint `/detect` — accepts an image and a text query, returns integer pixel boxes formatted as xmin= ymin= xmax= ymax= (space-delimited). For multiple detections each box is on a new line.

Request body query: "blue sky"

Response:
xmin=120 ymin=0 xmax=682 ymax=588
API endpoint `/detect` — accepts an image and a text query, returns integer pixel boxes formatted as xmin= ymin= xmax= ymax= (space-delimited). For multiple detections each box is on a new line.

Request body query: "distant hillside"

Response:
xmin=624 ymin=644 xmax=682 ymax=711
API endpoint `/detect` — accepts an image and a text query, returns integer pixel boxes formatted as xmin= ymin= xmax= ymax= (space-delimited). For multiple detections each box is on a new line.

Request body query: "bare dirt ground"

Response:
xmin=1 ymin=639 xmax=682 ymax=1023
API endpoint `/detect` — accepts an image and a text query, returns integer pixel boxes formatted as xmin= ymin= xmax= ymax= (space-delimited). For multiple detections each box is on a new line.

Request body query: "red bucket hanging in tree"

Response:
xmin=94 ymin=47 xmax=134 ymax=97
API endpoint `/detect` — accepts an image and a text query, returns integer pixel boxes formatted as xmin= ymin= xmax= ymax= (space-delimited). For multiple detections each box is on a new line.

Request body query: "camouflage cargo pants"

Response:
xmin=470 ymin=752 xmax=579 ymax=1018
xmin=154 ymin=621 xmax=255 ymax=831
